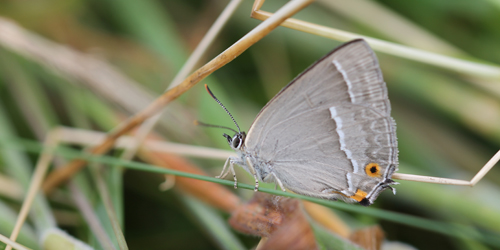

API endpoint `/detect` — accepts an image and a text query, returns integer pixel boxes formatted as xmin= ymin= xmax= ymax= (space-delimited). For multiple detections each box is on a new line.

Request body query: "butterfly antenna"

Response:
xmin=204 ymin=84 xmax=241 ymax=133
xmin=194 ymin=120 xmax=238 ymax=134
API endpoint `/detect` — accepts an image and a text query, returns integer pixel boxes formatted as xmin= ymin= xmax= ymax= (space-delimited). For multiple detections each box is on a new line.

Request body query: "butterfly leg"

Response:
xmin=216 ymin=157 xmax=240 ymax=189
xmin=271 ymin=172 xmax=286 ymax=192
xmin=230 ymin=163 xmax=238 ymax=189
xmin=245 ymin=157 xmax=260 ymax=192
xmin=253 ymin=173 xmax=259 ymax=192
xmin=215 ymin=157 xmax=232 ymax=179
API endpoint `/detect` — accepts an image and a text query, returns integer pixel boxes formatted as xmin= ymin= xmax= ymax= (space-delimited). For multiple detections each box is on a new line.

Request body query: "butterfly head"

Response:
xmin=224 ymin=132 xmax=246 ymax=150
xmin=202 ymin=84 xmax=246 ymax=151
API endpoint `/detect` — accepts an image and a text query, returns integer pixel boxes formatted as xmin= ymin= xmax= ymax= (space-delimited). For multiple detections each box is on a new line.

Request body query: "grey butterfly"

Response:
xmin=205 ymin=39 xmax=398 ymax=206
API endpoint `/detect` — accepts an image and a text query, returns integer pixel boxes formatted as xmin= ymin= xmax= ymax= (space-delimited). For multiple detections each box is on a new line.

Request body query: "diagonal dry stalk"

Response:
xmin=41 ymin=0 xmax=315 ymax=194
xmin=5 ymin=129 xmax=61 ymax=250
xmin=0 ymin=234 xmax=30 ymax=250
xmin=0 ymin=233 xmax=31 ymax=250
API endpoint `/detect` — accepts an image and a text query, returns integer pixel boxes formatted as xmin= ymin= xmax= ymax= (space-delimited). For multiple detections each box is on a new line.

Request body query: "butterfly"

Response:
xmin=203 ymin=39 xmax=398 ymax=206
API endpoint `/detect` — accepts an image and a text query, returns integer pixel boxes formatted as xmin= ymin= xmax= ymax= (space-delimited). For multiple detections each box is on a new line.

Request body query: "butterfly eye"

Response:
xmin=232 ymin=135 xmax=242 ymax=149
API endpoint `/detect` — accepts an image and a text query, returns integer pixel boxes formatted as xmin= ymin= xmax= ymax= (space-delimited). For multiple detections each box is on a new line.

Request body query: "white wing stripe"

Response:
xmin=346 ymin=172 xmax=354 ymax=193
xmin=330 ymin=107 xmax=360 ymax=173
xmin=332 ymin=59 xmax=355 ymax=103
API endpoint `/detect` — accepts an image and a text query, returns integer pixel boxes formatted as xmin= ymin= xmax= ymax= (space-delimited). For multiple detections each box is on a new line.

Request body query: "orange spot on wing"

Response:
xmin=365 ymin=163 xmax=382 ymax=178
xmin=349 ymin=189 xmax=368 ymax=202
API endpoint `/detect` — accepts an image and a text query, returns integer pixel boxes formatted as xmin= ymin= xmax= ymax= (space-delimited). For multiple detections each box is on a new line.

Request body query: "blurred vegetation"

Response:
xmin=0 ymin=0 xmax=499 ymax=249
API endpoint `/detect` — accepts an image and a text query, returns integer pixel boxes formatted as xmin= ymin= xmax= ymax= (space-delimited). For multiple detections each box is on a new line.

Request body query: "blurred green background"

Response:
xmin=0 ymin=0 xmax=499 ymax=249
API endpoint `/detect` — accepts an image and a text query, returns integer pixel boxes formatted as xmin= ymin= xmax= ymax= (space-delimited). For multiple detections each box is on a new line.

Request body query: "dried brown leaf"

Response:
xmin=230 ymin=192 xmax=317 ymax=250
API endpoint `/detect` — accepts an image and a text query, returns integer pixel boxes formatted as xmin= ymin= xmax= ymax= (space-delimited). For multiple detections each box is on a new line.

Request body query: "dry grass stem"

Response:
xmin=41 ymin=0 xmax=314 ymax=194
xmin=0 ymin=233 xmax=31 ymax=250
xmin=6 ymin=129 xmax=61 ymax=250
xmin=392 ymin=149 xmax=500 ymax=186
xmin=251 ymin=1 xmax=500 ymax=80
xmin=57 ymin=126 xmax=235 ymax=159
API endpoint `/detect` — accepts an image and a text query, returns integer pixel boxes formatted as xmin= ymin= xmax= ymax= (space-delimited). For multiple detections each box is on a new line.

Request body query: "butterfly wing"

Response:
xmin=244 ymin=39 xmax=398 ymax=205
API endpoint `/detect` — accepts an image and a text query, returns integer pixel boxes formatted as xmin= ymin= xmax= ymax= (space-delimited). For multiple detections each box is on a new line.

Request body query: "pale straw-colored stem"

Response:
xmin=391 ymin=173 xmax=471 ymax=186
xmin=6 ymin=129 xmax=61 ymax=250
xmin=41 ymin=0 xmax=314 ymax=194
xmin=392 ymin=150 xmax=500 ymax=186
xmin=57 ymin=126 xmax=235 ymax=160
xmin=0 ymin=233 xmax=31 ymax=250
xmin=57 ymin=126 xmax=500 ymax=187
xmin=251 ymin=5 xmax=500 ymax=80
xmin=470 ymin=150 xmax=500 ymax=185
xmin=256 ymin=237 xmax=268 ymax=250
